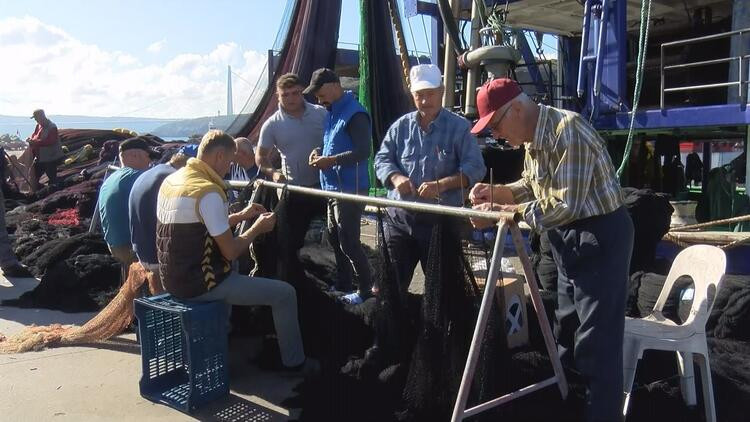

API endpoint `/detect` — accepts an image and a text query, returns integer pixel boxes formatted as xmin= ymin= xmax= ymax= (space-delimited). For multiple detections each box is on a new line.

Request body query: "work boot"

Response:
xmin=282 ymin=358 xmax=321 ymax=378
xmin=2 ymin=263 xmax=33 ymax=278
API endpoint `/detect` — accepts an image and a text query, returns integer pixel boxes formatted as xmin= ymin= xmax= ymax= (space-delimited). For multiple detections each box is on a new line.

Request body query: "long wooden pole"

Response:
xmin=670 ymin=214 xmax=750 ymax=231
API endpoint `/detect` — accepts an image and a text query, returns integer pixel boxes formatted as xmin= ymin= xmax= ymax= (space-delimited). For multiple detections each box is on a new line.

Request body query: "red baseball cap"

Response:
xmin=470 ymin=78 xmax=522 ymax=134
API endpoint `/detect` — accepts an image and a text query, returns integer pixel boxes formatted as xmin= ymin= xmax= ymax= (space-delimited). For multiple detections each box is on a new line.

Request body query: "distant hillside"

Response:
xmin=0 ymin=114 xmax=177 ymax=138
xmin=151 ymin=115 xmax=242 ymax=137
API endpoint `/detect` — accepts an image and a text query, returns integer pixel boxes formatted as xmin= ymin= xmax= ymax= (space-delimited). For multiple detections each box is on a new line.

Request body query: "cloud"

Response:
xmin=147 ymin=39 xmax=166 ymax=53
xmin=0 ymin=16 xmax=267 ymax=119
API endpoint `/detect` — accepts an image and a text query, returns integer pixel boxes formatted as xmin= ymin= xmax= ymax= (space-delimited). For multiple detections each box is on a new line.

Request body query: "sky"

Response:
xmin=0 ymin=0 xmax=555 ymax=121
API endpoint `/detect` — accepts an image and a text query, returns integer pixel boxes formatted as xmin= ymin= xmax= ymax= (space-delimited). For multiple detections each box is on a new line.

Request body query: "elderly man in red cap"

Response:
xmin=469 ymin=78 xmax=633 ymax=421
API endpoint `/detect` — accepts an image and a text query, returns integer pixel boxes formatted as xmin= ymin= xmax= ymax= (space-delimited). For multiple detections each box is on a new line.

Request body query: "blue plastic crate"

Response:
xmin=134 ymin=294 xmax=229 ymax=413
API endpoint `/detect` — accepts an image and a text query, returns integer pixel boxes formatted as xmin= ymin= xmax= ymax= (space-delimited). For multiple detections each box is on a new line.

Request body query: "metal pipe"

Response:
xmin=109 ymin=164 xmax=518 ymax=222
xmin=593 ymin=0 xmax=611 ymax=98
xmin=577 ymin=0 xmax=593 ymax=97
xmin=442 ymin=0 xmax=460 ymax=107
xmin=660 ymin=44 xmax=665 ymax=109
xmin=451 ymin=222 xmax=509 ymax=421
xmin=664 ymin=81 xmax=745 ymax=92
xmin=739 ymin=53 xmax=744 ymax=99
xmin=464 ymin=378 xmax=559 ymax=417
xmin=664 ymin=55 xmax=750 ymax=71
xmin=662 ymin=27 xmax=750 ymax=48
xmin=231 ymin=179 xmax=519 ymax=223
xmin=463 ymin=0 xmax=482 ymax=117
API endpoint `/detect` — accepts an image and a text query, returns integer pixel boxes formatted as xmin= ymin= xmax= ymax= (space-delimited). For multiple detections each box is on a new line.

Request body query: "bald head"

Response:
xmin=234 ymin=137 xmax=255 ymax=169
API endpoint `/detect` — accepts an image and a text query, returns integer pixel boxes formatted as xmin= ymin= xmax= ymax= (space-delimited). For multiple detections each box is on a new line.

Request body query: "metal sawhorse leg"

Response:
xmin=451 ymin=220 xmax=568 ymax=421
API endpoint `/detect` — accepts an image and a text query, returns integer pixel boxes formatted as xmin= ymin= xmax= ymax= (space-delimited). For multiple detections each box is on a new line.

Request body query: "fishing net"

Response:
xmin=228 ymin=0 xmax=342 ymax=139
xmin=401 ymin=215 xmax=510 ymax=420
xmin=0 ymin=262 xmax=162 ymax=354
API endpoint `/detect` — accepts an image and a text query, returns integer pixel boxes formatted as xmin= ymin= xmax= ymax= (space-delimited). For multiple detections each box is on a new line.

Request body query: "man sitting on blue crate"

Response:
xmin=156 ymin=130 xmax=317 ymax=374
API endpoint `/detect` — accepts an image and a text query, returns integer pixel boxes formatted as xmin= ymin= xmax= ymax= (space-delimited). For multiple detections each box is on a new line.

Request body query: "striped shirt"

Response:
xmin=507 ymin=105 xmax=624 ymax=231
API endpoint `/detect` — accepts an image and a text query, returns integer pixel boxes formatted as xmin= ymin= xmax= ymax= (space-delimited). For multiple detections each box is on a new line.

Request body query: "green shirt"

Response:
xmin=98 ymin=167 xmax=144 ymax=247
xmin=508 ymin=105 xmax=624 ymax=231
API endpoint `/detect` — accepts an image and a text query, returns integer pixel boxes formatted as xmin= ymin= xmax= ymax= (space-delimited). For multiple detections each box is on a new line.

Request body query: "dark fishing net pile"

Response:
xmin=1 ymin=131 xmax=183 ymax=313
xmin=240 ymin=185 xmax=514 ymax=421
xmin=248 ymin=186 xmax=375 ymax=365
xmin=3 ymin=253 xmax=120 ymax=312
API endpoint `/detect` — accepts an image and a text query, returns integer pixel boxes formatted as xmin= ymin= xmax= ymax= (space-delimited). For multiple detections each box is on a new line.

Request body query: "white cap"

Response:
xmin=409 ymin=64 xmax=442 ymax=92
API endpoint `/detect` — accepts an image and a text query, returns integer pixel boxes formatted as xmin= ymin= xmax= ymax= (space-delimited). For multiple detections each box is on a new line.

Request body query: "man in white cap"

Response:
xmin=373 ymin=64 xmax=485 ymax=298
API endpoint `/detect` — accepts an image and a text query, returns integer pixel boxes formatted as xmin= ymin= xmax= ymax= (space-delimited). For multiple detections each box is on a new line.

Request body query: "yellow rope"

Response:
xmin=387 ymin=0 xmax=412 ymax=92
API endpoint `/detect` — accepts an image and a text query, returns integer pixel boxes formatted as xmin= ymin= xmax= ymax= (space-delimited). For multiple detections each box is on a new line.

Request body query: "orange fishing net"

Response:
xmin=0 ymin=262 xmax=163 ymax=353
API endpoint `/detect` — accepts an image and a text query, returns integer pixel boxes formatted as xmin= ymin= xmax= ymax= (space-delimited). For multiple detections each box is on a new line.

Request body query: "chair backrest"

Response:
xmin=653 ymin=245 xmax=726 ymax=328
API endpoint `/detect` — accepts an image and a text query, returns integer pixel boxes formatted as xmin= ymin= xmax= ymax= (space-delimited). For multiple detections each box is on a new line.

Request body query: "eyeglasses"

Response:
xmin=489 ymin=104 xmax=512 ymax=133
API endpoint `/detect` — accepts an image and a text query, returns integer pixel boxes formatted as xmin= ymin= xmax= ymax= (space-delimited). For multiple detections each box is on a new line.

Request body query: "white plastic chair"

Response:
xmin=622 ymin=245 xmax=726 ymax=422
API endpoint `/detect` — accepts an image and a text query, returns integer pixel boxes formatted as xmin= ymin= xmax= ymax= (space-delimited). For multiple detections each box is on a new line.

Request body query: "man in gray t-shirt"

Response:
xmin=258 ymin=75 xmax=327 ymax=186
xmin=256 ymin=73 xmax=327 ymax=252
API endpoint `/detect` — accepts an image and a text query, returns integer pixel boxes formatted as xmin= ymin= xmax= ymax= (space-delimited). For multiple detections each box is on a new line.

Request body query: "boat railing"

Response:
xmin=660 ymin=27 xmax=750 ymax=109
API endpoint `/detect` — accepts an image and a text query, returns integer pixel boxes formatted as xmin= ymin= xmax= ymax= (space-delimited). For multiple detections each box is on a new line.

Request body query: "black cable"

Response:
xmin=460 ymin=20 xmax=469 ymax=50
xmin=436 ymin=0 xmax=467 ymax=55
xmin=682 ymin=0 xmax=692 ymax=25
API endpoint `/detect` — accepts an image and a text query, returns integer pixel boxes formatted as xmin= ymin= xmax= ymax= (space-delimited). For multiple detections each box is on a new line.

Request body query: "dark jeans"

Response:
xmin=547 ymin=206 xmax=634 ymax=422
xmin=33 ymin=160 xmax=58 ymax=186
xmin=327 ymin=199 xmax=371 ymax=294
xmin=381 ymin=208 xmax=434 ymax=300
xmin=288 ymin=190 xmax=326 ymax=252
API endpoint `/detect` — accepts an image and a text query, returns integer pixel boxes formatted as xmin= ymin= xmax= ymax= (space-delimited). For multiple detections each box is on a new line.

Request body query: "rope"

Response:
xmin=670 ymin=214 xmax=750 ymax=232
xmin=664 ymin=230 xmax=750 ymax=250
xmin=617 ymin=0 xmax=652 ymax=179
xmin=387 ymin=0 xmax=412 ymax=92
xmin=720 ymin=235 xmax=750 ymax=250
xmin=662 ymin=232 xmax=695 ymax=249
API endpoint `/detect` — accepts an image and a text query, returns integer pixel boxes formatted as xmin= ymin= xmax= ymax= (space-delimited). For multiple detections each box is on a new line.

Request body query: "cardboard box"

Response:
xmin=500 ymin=275 xmax=529 ymax=349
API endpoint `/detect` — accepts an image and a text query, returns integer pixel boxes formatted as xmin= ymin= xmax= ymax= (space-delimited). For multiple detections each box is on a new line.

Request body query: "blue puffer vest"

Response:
xmin=320 ymin=91 xmax=370 ymax=194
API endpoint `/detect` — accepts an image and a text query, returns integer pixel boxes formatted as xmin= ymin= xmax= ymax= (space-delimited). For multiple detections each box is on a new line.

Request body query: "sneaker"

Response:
xmin=282 ymin=358 xmax=321 ymax=378
xmin=2 ymin=263 xmax=33 ymax=278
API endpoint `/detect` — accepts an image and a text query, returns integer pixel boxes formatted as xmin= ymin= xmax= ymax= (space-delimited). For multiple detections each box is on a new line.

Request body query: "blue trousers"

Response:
xmin=547 ymin=206 xmax=634 ymax=422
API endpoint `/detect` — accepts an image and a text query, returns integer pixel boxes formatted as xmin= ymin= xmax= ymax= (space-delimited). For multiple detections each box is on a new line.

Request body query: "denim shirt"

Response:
xmin=374 ymin=109 xmax=486 ymax=207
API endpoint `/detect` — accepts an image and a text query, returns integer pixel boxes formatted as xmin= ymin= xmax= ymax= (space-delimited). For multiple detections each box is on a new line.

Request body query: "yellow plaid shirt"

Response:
xmin=507 ymin=105 xmax=624 ymax=231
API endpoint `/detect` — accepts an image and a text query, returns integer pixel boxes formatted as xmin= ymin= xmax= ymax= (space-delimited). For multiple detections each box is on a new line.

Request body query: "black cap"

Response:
xmin=303 ymin=68 xmax=340 ymax=95
xmin=30 ymin=109 xmax=45 ymax=119
xmin=120 ymin=137 xmax=160 ymax=158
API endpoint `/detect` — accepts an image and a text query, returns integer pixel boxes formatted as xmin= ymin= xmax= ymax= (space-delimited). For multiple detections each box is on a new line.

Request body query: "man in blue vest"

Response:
xmin=305 ymin=68 xmax=372 ymax=305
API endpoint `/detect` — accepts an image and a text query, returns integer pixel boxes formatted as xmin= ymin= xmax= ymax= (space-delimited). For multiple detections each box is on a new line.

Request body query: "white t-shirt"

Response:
xmin=198 ymin=192 xmax=230 ymax=236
